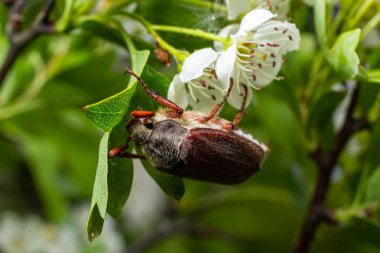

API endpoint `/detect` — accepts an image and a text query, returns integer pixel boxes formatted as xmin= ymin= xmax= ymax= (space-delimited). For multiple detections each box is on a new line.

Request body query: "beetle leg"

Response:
xmin=131 ymin=110 xmax=155 ymax=118
xmin=108 ymin=137 xmax=145 ymax=159
xmin=198 ymin=78 xmax=234 ymax=124
xmin=119 ymin=153 xmax=146 ymax=159
xmin=108 ymin=146 xmax=145 ymax=159
xmin=124 ymin=69 xmax=183 ymax=115
xmin=108 ymin=146 xmax=127 ymax=158
xmin=221 ymin=122 xmax=233 ymax=131
xmin=232 ymin=84 xmax=248 ymax=128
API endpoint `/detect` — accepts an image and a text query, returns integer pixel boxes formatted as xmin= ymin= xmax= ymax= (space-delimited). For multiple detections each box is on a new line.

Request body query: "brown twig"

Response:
xmin=293 ymin=84 xmax=370 ymax=253
xmin=0 ymin=0 xmax=56 ymax=87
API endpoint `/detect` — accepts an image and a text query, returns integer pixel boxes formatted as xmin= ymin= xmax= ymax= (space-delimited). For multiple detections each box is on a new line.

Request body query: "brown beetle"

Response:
xmin=109 ymin=69 xmax=268 ymax=184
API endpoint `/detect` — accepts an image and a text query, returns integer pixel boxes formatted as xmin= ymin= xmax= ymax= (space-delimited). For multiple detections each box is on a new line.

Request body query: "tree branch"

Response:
xmin=294 ymin=84 xmax=370 ymax=253
xmin=0 ymin=0 xmax=56 ymax=87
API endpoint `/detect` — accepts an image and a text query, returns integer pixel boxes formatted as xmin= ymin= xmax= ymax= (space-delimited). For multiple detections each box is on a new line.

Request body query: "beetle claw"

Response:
xmin=222 ymin=123 xmax=233 ymax=131
xmin=198 ymin=116 xmax=209 ymax=124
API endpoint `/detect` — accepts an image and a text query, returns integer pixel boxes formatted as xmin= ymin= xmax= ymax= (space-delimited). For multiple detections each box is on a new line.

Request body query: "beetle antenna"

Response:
xmin=124 ymin=68 xmax=183 ymax=115
xmin=199 ymin=78 xmax=234 ymax=124
xmin=232 ymin=84 xmax=248 ymax=127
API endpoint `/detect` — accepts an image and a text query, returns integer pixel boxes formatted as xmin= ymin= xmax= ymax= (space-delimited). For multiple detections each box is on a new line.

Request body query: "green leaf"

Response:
xmin=106 ymin=120 xmax=134 ymax=219
xmin=20 ymin=137 xmax=67 ymax=221
xmin=365 ymin=167 xmax=380 ymax=202
xmin=84 ymin=37 xmax=150 ymax=132
xmin=314 ymin=0 xmax=328 ymax=51
xmin=359 ymin=82 xmax=380 ymax=113
xmin=0 ymin=33 xmax=8 ymax=64
xmin=365 ymin=121 xmax=380 ymax=171
xmin=0 ymin=122 xmax=69 ymax=221
xmin=138 ymin=150 xmax=185 ymax=201
xmin=87 ymin=204 xmax=104 ymax=242
xmin=307 ymin=91 xmax=346 ymax=134
xmin=86 ymin=32 xmax=149 ymax=240
xmin=89 ymin=133 xmax=110 ymax=218
xmin=77 ymin=17 xmax=125 ymax=47
xmin=356 ymin=66 xmax=369 ymax=82
xmin=330 ymin=29 xmax=361 ymax=78
xmin=367 ymin=69 xmax=380 ymax=83
xmin=87 ymin=132 xmax=109 ymax=241
xmin=141 ymin=65 xmax=171 ymax=96
xmin=107 ymin=157 xmax=133 ymax=218
xmin=83 ymin=84 xmax=138 ymax=132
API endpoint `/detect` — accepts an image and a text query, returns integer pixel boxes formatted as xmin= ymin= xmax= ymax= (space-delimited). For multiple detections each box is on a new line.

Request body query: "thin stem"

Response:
xmin=0 ymin=0 xmax=56 ymax=88
xmin=336 ymin=202 xmax=380 ymax=222
xmin=0 ymin=43 xmax=23 ymax=87
xmin=182 ymin=0 xmax=227 ymax=13
xmin=347 ymin=0 xmax=374 ymax=29
xmin=115 ymin=12 xmax=189 ymax=63
xmin=0 ymin=100 xmax=44 ymax=120
xmin=345 ymin=0 xmax=366 ymax=23
xmin=152 ymin=24 xmax=228 ymax=44
xmin=362 ymin=13 xmax=380 ymax=38
xmin=352 ymin=164 xmax=371 ymax=207
xmin=330 ymin=0 xmax=355 ymax=36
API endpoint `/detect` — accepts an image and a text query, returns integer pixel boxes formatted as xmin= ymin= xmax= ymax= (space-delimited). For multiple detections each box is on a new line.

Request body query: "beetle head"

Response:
xmin=127 ymin=118 xmax=155 ymax=144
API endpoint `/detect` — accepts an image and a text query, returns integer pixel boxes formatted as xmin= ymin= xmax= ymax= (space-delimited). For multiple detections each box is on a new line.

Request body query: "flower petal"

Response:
xmin=252 ymin=53 xmax=283 ymax=87
xmin=215 ymin=44 xmax=237 ymax=90
xmin=227 ymin=83 xmax=253 ymax=109
xmin=233 ymin=9 xmax=277 ymax=38
xmin=252 ymin=20 xmax=301 ymax=55
xmin=180 ymin=48 xmax=218 ymax=82
xmin=188 ymin=83 xmax=224 ymax=113
xmin=214 ymin=24 xmax=240 ymax=51
xmin=167 ymin=75 xmax=189 ymax=109
xmin=226 ymin=0 xmax=252 ymax=20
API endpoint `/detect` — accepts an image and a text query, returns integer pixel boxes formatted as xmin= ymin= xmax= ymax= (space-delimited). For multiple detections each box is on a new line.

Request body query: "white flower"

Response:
xmin=216 ymin=8 xmax=300 ymax=109
xmin=213 ymin=24 xmax=239 ymax=51
xmin=0 ymin=213 xmax=80 ymax=253
xmin=168 ymin=48 xmax=225 ymax=113
xmin=226 ymin=0 xmax=290 ymax=21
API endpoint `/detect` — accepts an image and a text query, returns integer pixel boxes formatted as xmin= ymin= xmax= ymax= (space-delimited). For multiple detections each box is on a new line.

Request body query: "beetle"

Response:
xmin=109 ymin=69 xmax=268 ymax=185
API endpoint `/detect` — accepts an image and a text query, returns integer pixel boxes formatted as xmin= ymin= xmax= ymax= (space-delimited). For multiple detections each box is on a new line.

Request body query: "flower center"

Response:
xmin=187 ymin=68 xmax=223 ymax=103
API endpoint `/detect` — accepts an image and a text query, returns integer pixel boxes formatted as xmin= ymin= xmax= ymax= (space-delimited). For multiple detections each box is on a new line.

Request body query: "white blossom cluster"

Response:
xmin=168 ymin=4 xmax=300 ymax=113
xmin=0 ymin=206 xmax=125 ymax=253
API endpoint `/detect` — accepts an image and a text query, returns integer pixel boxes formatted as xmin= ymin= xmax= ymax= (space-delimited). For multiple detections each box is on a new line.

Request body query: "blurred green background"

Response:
xmin=0 ymin=0 xmax=380 ymax=253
